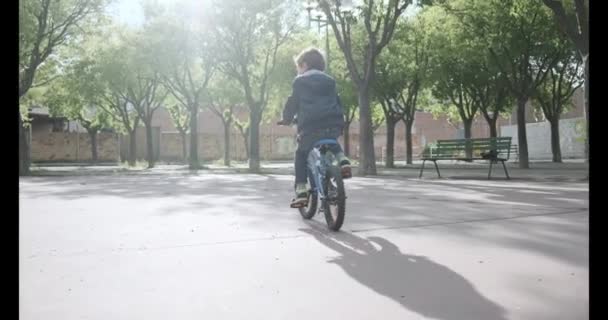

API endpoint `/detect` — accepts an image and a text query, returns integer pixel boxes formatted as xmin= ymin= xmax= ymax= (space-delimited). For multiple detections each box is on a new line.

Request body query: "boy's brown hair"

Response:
xmin=294 ymin=47 xmax=326 ymax=72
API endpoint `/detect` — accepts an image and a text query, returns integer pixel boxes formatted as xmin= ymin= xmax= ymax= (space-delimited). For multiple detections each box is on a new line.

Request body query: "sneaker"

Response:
xmin=337 ymin=155 xmax=352 ymax=179
xmin=291 ymin=184 xmax=308 ymax=208
xmin=340 ymin=163 xmax=352 ymax=179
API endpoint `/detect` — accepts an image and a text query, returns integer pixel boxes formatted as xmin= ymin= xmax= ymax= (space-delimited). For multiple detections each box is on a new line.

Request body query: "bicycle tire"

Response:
xmin=298 ymin=191 xmax=318 ymax=219
xmin=322 ymin=165 xmax=346 ymax=231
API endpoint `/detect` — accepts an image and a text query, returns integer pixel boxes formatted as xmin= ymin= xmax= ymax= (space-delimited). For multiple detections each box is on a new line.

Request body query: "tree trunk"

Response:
xmin=343 ymin=124 xmax=351 ymax=157
xmin=189 ymin=106 xmax=199 ymax=169
xmin=128 ymin=129 xmax=137 ymax=167
xmin=223 ymin=120 xmax=231 ymax=167
xmin=517 ymin=96 xmax=530 ymax=168
xmin=19 ymin=113 xmax=31 ymax=176
xmin=89 ymin=129 xmax=98 ymax=163
xmin=180 ymin=130 xmax=188 ymax=163
xmin=463 ymin=118 xmax=473 ymax=159
xmin=549 ymin=116 xmax=562 ymax=163
xmin=385 ymin=119 xmax=396 ymax=168
xmin=145 ymin=121 xmax=155 ymax=168
xmin=242 ymin=132 xmax=250 ymax=160
xmin=488 ymin=117 xmax=498 ymax=138
xmin=249 ymin=110 xmax=261 ymax=172
xmin=405 ymin=120 xmax=414 ymax=165
xmin=357 ymin=86 xmax=377 ymax=175
xmin=583 ymin=54 xmax=589 ymax=162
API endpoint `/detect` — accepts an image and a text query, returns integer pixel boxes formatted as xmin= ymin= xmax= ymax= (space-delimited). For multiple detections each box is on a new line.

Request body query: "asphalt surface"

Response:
xmin=19 ymin=173 xmax=588 ymax=320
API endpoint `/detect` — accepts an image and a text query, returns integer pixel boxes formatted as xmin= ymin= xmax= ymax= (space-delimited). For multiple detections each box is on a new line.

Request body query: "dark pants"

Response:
xmin=295 ymin=128 xmax=344 ymax=185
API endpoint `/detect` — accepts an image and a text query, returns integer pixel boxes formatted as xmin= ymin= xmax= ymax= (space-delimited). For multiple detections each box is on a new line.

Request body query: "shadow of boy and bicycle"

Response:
xmin=300 ymin=224 xmax=507 ymax=320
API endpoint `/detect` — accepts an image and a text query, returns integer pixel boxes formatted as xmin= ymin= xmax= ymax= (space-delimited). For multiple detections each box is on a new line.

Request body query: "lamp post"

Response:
xmin=304 ymin=1 xmax=331 ymax=74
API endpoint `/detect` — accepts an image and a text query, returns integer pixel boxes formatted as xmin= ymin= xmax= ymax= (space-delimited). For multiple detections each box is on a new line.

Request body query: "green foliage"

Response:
xmin=532 ymin=37 xmax=583 ymax=120
xmin=574 ymin=118 xmax=586 ymax=143
xmin=371 ymin=103 xmax=386 ymax=132
xmin=19 ymin=0 xmax=110 ymax=98
xmin=44 ymin=57 xmax=111 ymax=131
xmin=265 ymin=31 xmax=316 ymax=122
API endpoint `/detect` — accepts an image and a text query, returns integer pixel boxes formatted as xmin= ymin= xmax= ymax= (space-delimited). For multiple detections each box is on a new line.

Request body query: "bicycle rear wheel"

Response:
xmin=322 ymin=166 xmax=346 ymax=231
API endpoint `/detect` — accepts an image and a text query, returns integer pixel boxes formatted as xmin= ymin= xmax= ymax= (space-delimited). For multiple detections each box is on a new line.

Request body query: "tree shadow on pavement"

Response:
xmin=300 ymin=226 xmax=508 ymax=320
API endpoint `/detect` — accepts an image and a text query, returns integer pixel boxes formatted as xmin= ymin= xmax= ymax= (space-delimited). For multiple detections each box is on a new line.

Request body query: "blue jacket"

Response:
xmin=281 ymin=69 xmax=345 ymax=135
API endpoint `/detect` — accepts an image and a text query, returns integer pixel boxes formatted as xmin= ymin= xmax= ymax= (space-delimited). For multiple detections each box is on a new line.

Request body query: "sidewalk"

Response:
xmin=380 ymin=160 xmax=588 ymax=182
xmin=30 ymin=160 xmax=588 ymax=182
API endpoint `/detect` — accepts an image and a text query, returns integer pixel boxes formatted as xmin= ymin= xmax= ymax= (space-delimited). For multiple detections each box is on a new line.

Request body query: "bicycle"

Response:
xmin=298 ymin=138 xmax=347 ymax=231
xmin=277 ymin=120 xmax=347 ymax=231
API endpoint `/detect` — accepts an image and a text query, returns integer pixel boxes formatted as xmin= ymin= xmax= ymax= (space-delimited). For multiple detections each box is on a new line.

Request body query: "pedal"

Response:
xmin=290 ymin=199 xmax=308 ymax=208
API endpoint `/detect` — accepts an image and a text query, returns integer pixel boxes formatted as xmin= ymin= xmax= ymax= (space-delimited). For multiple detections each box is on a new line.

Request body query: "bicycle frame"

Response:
xmin=306 ymin=139 xmax=338 ymax=201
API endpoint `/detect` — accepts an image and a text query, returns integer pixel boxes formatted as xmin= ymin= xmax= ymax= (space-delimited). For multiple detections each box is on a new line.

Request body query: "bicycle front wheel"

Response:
xmin=298 ymin=191 xmax=318 ymax=219
xmin=322 ymin=165 xmax=346 ymax=231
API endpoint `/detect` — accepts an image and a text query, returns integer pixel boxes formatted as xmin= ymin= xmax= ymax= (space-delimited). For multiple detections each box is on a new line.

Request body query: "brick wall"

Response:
xmin=119 ymin=127 xmax=161 ymax=161
xmin=31 ymin=132 xmax=119 ymax=162
xmin=31 ymin=88 xmax=585 ymax=163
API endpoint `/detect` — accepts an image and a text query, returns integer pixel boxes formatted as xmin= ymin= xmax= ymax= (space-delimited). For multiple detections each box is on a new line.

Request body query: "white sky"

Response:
xmin=107 ymin=0 xmax=145 ymax=26
xmin=107 ymin=0 xmax=421 ymax=27
xmin=107 ymin=0 xmax=191 ymax=26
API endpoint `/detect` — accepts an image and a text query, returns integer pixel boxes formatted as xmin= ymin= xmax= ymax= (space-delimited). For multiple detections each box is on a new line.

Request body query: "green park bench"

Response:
xmin=419 ymin=137 xmax=513 ymax=179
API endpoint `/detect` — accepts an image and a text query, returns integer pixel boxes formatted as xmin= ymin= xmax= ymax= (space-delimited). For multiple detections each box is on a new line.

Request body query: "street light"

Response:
xmin=304 ymin=1 xmax=331 ymax=74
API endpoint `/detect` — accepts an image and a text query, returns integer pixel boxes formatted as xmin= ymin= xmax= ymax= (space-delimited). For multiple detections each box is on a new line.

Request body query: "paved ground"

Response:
xmin=20 ymin=171 xmax=588 ymax=320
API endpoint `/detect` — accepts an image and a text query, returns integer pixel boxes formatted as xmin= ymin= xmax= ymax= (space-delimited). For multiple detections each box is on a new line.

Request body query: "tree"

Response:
xmin=166 ymin=104 xmax=190 ymax=162
xmin=317 ymin=0 xmax=414 ymax=175
xmin=232 ymin=117 xmax=250 ymax=160
xmin=209 ymin=0 xmax=296 ymax=172
xmin=374 ymin=64 xmax=405 ymax=168
xmin=120 ymin=31 xmax=168 ymax=168
xmin=375 ymin=14 xmax=431 ymax=166
xmin=467 ymin=69 xmax=513 ymax=138
xmin=432 ymin=82 xmax=478 ymax=159
xmin=339 ymin=83 xmax=359 ymax=158
xmin=205 ymin=75 xmax=242 ymax=166
xmin=397 ymin=81 xmax=423 ymax=165
xmin=533 ymin=38 xmax=583 ymax=162
xmin=328 ymin=37 xmax=359 ymax=157
xmin=541 ymin=0 xmax=588 ymax=160
xmin=127 ymin=71 xmax=167 ymax=169
xmin=148 ymin=3 xmax=214 ymax=169
xmin=96 ymin=37 xmax=141 ymax=166
xmin=438 ymin=9 xmax=510 ymax=140
xmin=19 ymin=0 xmax=108 ymax=175
xmin=428 ymin=7 xmax=479 ymax=158
xmin=443 ymin=0 xmax=562 ymax=168
xmin=45 ymin=58 xmax=111 ymax=162
xmin=486 ymin=1 xmax=561 ymax=168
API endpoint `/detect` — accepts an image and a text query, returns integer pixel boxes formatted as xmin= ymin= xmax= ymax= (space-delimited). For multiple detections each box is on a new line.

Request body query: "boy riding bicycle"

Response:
xmin=277 ymin=47 xmax=351 ymax=208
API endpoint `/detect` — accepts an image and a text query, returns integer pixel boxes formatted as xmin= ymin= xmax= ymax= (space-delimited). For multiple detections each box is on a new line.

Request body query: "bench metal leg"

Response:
xmin=488 ymin=160 xmax=494 ymax=179
xmin=419 ymin=160 xmax=426 ymax=178
xmin=433 ymin=160 xmax=441 ymax=178
xmin=501 ymin=160 xmax=510 ymax=180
